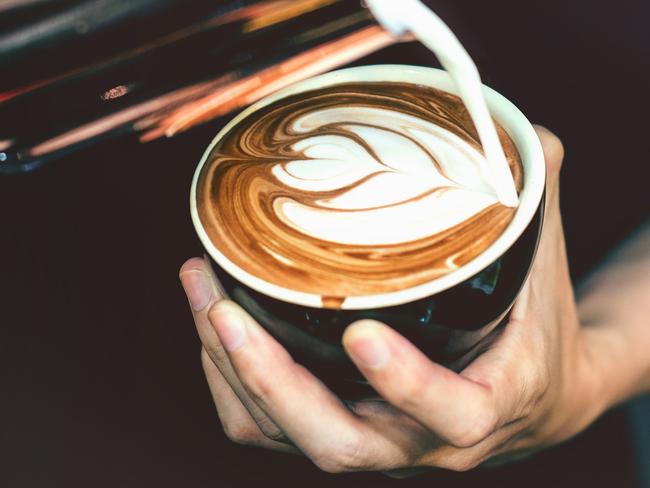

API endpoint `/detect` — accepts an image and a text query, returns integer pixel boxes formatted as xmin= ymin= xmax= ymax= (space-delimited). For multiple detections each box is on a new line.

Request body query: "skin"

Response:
xmin=179 ymin=126 xmax=650 ymax=475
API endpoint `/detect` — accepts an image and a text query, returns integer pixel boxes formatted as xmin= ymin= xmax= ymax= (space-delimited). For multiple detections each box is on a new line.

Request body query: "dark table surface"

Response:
xmin=2 ymin=1 xmax=649 ymax=487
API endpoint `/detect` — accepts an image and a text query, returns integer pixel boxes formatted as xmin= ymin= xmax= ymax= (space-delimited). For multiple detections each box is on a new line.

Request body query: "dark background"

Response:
xmin=1 ymin=1 xmax=649 ymax=487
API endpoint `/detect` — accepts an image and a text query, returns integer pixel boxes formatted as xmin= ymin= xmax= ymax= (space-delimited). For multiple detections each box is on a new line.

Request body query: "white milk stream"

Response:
xmin=365 ymin=0 xmax=519 ymax=207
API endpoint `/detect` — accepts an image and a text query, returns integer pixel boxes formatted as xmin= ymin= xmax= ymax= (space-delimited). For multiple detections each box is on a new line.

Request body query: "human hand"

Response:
xmin=179 ymin=127 xmax=607 ymax=475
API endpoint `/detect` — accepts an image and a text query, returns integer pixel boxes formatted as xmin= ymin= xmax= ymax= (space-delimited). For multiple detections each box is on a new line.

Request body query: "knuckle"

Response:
xmin=264 ymin=430 xmax=288 ymax=443
xmin=256 ymin=417 xmax=286 ymax=442
xmin=244 ymin=360 xmax=314 ymax=410
xmin=222 ymin=422 xmax=262 ymax=446
xmin=201 ymin=314 xmax=230 ymax=362
xmin=549 ymin=134 xmax=565 ymax=168
xmin=313 ymin=457 xmax=346 ymax=474
xmin=445 ymin=454 xmax=482 ymax=472
xmin=312 ymin=436 xmax=366 ymax=474
xmin=448 ymin=409 xmax=498 ymax=448
xmin=200 ymin=346 xmax=231 ymax=379
xmin=239 ymin=362 xmax=276 ymax=406
xmin=240 ymin=359 xmax=302 ymax=409
xmin=487 ymin=363 xmax=513 ymax=393
xmin=536 ymin=126 xmax=565 ymax=173
xmin=245 ymin=375 xmax=275 ymax=406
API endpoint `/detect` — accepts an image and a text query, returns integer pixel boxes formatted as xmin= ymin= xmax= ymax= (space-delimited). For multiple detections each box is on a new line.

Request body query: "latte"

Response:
xmin=196 ymin=81 xmax=523 ymax=301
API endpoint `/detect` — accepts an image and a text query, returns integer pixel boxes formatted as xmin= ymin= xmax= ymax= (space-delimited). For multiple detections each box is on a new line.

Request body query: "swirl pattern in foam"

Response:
xmin=196 ymin=82 xmax=523 ymax=301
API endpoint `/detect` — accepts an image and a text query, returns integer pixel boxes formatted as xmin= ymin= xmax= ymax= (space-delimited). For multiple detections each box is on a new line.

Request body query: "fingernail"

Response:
xmin=211 ymin=304 xmax=246 ymax=352
xmin=180 ymin=270 xmax=212 ymax=311
xmin=348 ymin=333 xmax=390 ymax=370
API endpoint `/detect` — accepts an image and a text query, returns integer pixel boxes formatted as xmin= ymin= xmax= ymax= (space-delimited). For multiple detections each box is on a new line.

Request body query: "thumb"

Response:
xmin=526 ymin=126 xmax=570 ymax=287
xmin=533 ymin=125 xmax=564 ymax=218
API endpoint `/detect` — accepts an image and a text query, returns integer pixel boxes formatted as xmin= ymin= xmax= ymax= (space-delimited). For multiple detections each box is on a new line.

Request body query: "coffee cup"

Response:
xmin=190 ymin=65 xmax=545 ymax=397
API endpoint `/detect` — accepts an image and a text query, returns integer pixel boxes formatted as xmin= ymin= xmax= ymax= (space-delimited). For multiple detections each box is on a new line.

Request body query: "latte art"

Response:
xmin=196 ymin=82 xmax=523 ymax=302
xmin=272 ymin=106 xmax=500 ymax=246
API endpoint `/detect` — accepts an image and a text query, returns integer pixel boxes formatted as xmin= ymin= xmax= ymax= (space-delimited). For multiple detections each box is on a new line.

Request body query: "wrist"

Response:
xmin=534 ymin=329 xmax=606 ymax=446
xmin=575 ymin=220 xmax=650 ymax=407
xmin=579 ymin=322 xmax=649 ymax=414
xmin=556 ymin=330 xmax=609 ymax=441
xmin=575 ymin=328 xmax=615 ymax=421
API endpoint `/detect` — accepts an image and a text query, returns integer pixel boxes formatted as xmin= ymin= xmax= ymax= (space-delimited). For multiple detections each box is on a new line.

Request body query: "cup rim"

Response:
xmin=190 ymin=64 xmax=546 ymax=310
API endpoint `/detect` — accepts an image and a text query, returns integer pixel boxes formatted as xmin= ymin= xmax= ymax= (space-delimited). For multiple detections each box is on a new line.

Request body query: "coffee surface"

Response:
xmin=196 ymin=82 xmax=523 ymax=303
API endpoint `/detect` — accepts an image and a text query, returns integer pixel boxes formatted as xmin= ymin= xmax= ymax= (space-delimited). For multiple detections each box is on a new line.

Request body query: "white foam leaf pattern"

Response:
xmin=271 ymin=106 xmax=501 ymax=245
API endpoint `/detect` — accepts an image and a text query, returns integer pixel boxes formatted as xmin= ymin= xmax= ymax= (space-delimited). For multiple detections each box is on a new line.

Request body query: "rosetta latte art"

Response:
xmin=197 ymin=82 xmax=523 ymax=302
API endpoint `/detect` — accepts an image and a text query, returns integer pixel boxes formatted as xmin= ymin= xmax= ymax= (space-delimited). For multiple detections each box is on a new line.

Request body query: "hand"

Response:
xmin=179 ymin=127 xmax=607 ymax=475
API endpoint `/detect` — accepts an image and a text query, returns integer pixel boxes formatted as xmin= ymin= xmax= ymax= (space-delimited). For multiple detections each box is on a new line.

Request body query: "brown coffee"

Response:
xmin=196 ymin=81 xmax=523 ymax=301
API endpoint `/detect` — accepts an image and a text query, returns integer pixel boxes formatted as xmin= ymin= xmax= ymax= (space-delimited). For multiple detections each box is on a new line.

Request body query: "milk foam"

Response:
xmin=271 ymin=106 xmax=500 ymax=245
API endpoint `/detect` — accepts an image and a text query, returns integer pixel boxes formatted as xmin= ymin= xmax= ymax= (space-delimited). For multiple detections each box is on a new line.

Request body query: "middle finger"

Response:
xmin=201 ymin=347 xmax=299 ymax=454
